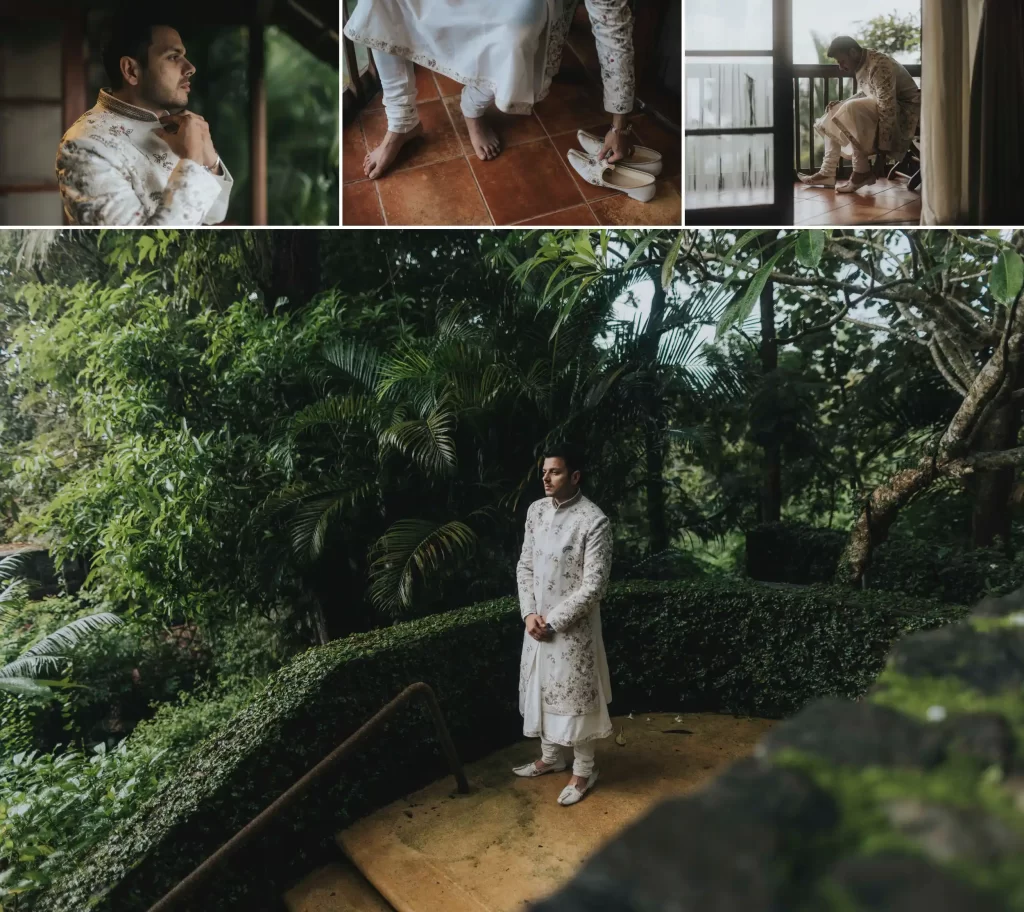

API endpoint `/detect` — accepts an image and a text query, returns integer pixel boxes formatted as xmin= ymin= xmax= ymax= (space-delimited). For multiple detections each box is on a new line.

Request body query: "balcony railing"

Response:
xmin=793 ymin=63 xmax=921 ymax=172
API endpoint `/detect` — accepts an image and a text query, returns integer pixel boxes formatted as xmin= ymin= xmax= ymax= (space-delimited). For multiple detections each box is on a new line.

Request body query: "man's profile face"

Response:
xmin=832 ymin=50 xmax=858 ymax=75
xmin=129 ymin=26 xmax=196 ymax=111
xmin=542 ymin=458 xmax=580 ymax=502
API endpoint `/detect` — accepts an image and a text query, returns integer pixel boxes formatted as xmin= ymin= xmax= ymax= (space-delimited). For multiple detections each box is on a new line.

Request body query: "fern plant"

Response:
xmin=0 ymin=553 xmax=122 ymax=697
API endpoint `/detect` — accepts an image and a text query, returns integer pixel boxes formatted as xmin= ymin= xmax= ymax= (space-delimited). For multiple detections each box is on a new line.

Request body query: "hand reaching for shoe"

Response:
xmin=598 ymin=121 xmax=634 ymax=164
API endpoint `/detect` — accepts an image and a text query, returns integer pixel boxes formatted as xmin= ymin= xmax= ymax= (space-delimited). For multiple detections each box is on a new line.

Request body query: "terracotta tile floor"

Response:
xmin=794 ymin=178 xmax=921 ymax=226
xmin=685 ymin=179 xmax=921 ymax=226
xmin=343 ymin=49 xmax=681 ymax=226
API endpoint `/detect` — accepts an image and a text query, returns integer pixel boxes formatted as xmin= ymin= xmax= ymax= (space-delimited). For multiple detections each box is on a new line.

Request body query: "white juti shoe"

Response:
xmin=557 ymin=768 xmax=599 ymax=806
xmin=567 ymin=150 xmax=657 ymax=203
xmin=512 ymin=758 xmax=568 ymax=777
xmin=576 ymin=130 xmax=663 ymax=176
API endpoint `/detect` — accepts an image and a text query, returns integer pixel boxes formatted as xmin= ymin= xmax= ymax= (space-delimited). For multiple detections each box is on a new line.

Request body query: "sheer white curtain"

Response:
xmin=921 ymin=0 xmax=985 ymax=225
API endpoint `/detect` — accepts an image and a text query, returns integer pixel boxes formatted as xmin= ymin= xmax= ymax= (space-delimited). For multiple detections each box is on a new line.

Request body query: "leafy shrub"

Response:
xmin=745 ymin=521 xmax=845 ymax=584
xmin=39 ymin=578 xmax=958 ymax=912
xmin=746 ymin=521 xmax=1024 ymax=603
xmin=0 ymin=680 xmax=263 ymax=906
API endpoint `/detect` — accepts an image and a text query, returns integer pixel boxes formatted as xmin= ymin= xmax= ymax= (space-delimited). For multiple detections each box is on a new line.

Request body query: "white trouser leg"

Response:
xmin=851 ymin=146 xmax=871 ymax=174
xmin=820 ymin=137 xmax=841 ymax=177
xmin=571 ymin=741 xmax=596 ymax=779
xmin=372 ymin=48 xmax=420 ymax=134
xmin=460 ymin=84 xmax=496 ymax=119
xmin=540 ymin=738 xmax=565 ymax=767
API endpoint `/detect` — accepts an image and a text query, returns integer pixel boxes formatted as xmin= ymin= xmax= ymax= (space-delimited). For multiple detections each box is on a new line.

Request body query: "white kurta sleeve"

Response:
xmin=57 ymin=136 xmax=225 ymax=227
xmin=516 ymin=502 xmax=538 ymax=620
xmin=583 ymin=0 xmax=635 ymax=114
xmin=545 ymin=514 xmax=612 ymax=633
xmin=203 ymin=158 xmax=233 ymax=226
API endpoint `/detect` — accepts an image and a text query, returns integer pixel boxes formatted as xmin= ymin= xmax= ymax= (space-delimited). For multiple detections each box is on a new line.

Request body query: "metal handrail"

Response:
xmin=147 ymin=681 xmax=470 ymax=912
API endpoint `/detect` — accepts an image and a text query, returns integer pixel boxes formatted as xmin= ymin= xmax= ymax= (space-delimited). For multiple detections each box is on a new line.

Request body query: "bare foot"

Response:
xmin=464 ymin=114 xmax=501 ymax=161
xmin=363 ymin=123 xmax=423 ymax=179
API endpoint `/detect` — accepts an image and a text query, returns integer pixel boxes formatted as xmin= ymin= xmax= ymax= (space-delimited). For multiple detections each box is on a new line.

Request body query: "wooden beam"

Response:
xmin=0 ymin=183 xmax=60 ymax=194
xmin=249 ymin=20 xmax=268 ymax=225
xmin=61 ymin=10 xmax=88 ymax=132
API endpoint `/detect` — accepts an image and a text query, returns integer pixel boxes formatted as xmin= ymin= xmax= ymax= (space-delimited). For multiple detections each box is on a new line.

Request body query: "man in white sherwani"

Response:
xmin=344 ymin=0 xmax=635 ymax=178
xmin=56 ymin=19 xmax=233 ymax=226
xmin=513 ymin=444 xmax=613 ymax=807
xmin=799 ymin=36 xmax=921 ymax=194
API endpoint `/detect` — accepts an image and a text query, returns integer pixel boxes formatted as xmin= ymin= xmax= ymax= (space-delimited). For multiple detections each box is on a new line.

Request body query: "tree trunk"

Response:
xmin=644 ymin=283 xmax=669 ymax=555
xmin=759 ymin=275 xmax=781 ymax=523
xmin=837 ymin=459 xmax=943 ymax=585
xmin=970 ymin=401 xmax=1021 ymax=551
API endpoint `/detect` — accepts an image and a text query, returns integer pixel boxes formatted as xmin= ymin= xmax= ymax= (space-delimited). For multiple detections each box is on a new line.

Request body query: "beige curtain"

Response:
xmin=921 ymin=0 xmax=985 ymax=225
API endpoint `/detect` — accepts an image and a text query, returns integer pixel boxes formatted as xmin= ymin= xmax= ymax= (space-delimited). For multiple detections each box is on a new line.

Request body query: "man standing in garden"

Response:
xmin=513 ymin=444 xmax=613 ymax=807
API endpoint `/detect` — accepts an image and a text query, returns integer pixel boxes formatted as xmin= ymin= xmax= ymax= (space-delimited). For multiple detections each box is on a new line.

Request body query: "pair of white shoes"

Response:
xmin=798 ymin=170 xmax=877 ymax=194
xmin=512 ymin=757 xmax=599 ymax=806
xmin=567 ymin=129 xmax=662 ymax=203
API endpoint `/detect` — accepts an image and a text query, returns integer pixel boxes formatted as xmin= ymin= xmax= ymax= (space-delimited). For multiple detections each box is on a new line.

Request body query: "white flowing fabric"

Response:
xmin=345 ymin=0 xmax=554 ymax=115
xmin=815 ymin=96 xmax=881 ymax=161
xmin=921 ymin=0 xmax=986 ymax=225
xmin=344 ymin=0 xmax=635 ymax=116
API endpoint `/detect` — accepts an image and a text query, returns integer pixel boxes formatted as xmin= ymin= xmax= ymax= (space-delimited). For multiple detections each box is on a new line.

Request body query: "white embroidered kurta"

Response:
xmin=816 ymin=49 xmax=922 ymax=161
xmin=516 ymin=490 xmax=613 ymax=747
xmin=56 ymin=90 xmax=233 ymax=226
xmin=344 ymin=0 xmax=635 ymax=116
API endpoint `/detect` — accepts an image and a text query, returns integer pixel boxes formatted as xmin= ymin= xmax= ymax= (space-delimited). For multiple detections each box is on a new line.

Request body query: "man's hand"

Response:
xmin=159 ymin=113 xmax=217 ymax=168
xmin=598 ymin=128 xmax=633 ymax=164
xmin=525 ymin=614 xmax=551 ymax=641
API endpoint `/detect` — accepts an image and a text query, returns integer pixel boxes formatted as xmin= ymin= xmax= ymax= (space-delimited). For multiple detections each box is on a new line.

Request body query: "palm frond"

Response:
xmin=0 ymin=677 xmax=54 ymax=697
xmin=0 ymin=654 xmax=66 ymax=679
xmin=20 ymin=612 xmax=122 ymax=659
xmin=290 ymin=394 xmax=382 ymax=437
xmin=369 ymin=519 xmax=478 ymax=616
xmin=380 ymin=408 xmax=458 ymax=476
xmin=321 ymin=339 xmax=383 ymax=391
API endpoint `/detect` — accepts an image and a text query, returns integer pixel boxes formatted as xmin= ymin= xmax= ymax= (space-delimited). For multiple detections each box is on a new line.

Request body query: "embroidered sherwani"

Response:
xmin=816 ymin=49 xmax=922 ymax=162
xmin=56 ymin=90 xmax=233 ymax=226
xmin=516 ymin=490 xmax=613 ymax=747
xmin=344 ymin=0 xmax=635 ymax=116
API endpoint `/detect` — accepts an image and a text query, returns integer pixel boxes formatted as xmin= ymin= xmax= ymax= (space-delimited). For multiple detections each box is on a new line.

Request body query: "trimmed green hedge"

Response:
xmin=40 ymin=579 xmax=962 ymax=912
xmin=747 ymin=522 xmax=1024 ymax=604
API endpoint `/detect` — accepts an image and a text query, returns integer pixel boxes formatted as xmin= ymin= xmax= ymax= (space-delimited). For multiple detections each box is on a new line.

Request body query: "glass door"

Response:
xmin=684 ymin=0 xmax=793 ymax=225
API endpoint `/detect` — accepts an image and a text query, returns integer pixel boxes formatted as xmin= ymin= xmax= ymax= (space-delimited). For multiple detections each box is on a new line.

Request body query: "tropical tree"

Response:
xmin=684 ymin=228 xmax=1024 ymax=583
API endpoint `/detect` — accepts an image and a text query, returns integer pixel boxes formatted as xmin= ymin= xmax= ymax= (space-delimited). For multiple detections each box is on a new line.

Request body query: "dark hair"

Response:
xmin=102 ymin=19 xmax=164 ymax=87
xmin=543 ymin=442 xmax=585 ymax=478
xmin=827 ymin=35 xmax=862 ymax=58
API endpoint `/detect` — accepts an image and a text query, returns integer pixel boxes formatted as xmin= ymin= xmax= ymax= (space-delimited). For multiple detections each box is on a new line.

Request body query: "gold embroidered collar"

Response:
xmin=96 ymin=89 xmax=162 ymax=123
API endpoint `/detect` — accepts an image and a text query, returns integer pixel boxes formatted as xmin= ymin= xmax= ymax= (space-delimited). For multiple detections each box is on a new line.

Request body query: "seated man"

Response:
xmin=56 ymin=19 xmax=233 ymax=226
xmin=799 ymin=36 xmax=921 ymax=194
xmin=344 ymin=0 xmax=635 ymax=178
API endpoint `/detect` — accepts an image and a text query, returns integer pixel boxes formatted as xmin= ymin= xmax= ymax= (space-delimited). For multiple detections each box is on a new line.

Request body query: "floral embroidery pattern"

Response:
xmin=855 ymin=49 xmax=921 ymax=158
xmin=516 ymin=493 xmax=613 ymax=717
xmin=56 ymin=89 xmax=233 ymax=227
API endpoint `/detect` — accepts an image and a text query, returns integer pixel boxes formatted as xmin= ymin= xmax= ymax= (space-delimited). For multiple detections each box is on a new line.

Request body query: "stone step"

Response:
xmin=283 ymin=858 xmax=396 ymax=912
xmin=334 ymin=712 xmax=774 ymax=912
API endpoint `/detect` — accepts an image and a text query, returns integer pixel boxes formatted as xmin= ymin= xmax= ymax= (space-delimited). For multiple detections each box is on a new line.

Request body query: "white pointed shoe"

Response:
xmin=567 ymin=150 xmax=657 ymax=203
xmin=576 ymin=130 xmax=663 ymax=176
xmin=798 ymin=171 xmax=836 ymax=188
xmin=513 ymin=758 xmax=568 ymax=778
xmin=557 ymin=768 xmax=599 ymax=806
